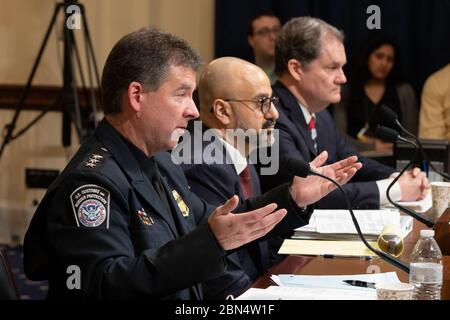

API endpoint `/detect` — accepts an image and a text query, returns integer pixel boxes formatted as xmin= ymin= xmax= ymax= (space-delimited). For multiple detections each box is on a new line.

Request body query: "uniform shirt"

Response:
xmin=121 ymin=135 xmax=176 ymax=230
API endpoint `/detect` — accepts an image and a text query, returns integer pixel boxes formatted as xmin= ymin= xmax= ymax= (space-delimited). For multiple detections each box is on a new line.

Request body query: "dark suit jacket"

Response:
xmin=181 ymin=135 xmax=290 ymax=299
xmin=259 ymin=81 xmax=396 ymax=209
xmin=24 ymin=119 xmax=310 ymax=300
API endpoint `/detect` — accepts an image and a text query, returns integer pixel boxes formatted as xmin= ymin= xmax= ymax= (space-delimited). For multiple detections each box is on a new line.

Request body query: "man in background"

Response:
xmin=248 ymin=13 xmax=281 ymax=84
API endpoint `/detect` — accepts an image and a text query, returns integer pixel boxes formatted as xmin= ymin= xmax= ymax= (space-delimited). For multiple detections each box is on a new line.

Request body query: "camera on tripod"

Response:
xmin=0 ymin=0 xmax=101 ymax=160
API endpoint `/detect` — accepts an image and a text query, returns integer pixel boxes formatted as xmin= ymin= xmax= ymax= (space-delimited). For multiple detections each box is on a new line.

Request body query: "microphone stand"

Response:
xmin=398 ymin=120 xmax=450 ymax=181
xmin=381 ymin=105 xmax=450 ymax=181
xmin=374 ymin=125 xmax=436 ymax=228
xmin=309 ymin=169 xmax=410 ymax=273
xmin=386 ymin=138 xmax=435 ymax=228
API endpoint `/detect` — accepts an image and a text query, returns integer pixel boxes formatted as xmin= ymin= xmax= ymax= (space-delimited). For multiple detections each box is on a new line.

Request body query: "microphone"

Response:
xmin=378 ymin=105 xmax=400 ymax=127
xmin=281 ymin=156 xmax=410 ymax=273
xmin=279 ymin=156 xmax=311 ymax=178
xmin=379 ymin=105 xmax=450 ymax=181
xmin=374 ymin=126 xmax=435 ymax=228
xmin=374 ymin=125 xmax=412 ymax=145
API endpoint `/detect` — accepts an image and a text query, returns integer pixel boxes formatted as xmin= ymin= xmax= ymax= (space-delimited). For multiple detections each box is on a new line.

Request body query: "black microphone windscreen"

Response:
xmin=280 ymin=156 xmax=311 ymax=178
xmin=374 ymin=125 xmax=400 ymax=143
xmin=379 ymin=105 xmax=399 ymax=124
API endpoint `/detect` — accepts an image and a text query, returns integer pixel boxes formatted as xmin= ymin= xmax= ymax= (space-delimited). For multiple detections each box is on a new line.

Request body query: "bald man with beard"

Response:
xmin=178 ymin=57 xmax=280 ymax=299
xmin=179 ymin=57 xmax=357 ymax=299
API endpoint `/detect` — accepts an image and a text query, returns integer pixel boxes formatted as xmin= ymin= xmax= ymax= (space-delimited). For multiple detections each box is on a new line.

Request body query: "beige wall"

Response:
xmin=0 ymin=0 xmax=215 ymax=85
xmin=0 ymin=0 xmax=215 ymax=244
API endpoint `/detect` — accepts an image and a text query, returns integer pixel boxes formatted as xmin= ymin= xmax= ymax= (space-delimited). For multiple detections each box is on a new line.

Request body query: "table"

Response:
xmin=252 ymin=211 xmax=450 ymax=300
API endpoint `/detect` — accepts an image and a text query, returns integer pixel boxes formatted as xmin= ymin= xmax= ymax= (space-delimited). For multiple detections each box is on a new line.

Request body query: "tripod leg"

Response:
xmin=62 ymin=5 xmax=83 ymax=147
xmin=79 ymin=4 xmax=102 ymax=98
xmin=80 ymin=12 xmax=99 ymax=128
xmin=71 ymin=33 xmax=88 ymax=92
xmin=11 ymin=95 xmax=64 ymax=141
xmin=0 ymin=3 xmax=63 ymax=159
xmin=71 ymin=32 xmax=96 ymax=137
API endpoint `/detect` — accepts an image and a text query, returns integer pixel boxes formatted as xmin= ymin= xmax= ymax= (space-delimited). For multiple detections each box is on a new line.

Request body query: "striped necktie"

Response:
xmin=239 ymin=165 xmax=254 ymax=200
xmin=308 ymin=114 xmax=318 ymax=153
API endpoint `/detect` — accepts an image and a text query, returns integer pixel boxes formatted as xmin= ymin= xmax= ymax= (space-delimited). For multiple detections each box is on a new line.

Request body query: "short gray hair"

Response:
xmin=275 ymin=16 xmax=344 ymax=76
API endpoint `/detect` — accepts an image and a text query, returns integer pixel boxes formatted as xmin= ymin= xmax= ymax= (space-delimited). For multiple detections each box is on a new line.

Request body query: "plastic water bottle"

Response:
xmin=409 ymin=230 xmax=443 ymax=300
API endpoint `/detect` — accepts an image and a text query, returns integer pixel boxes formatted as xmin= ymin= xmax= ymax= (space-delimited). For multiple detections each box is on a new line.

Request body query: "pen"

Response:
xmin=322 ymin=254 xmax=373 ymax=260
xmin=342 ymin=280 xmax=376 ymax=289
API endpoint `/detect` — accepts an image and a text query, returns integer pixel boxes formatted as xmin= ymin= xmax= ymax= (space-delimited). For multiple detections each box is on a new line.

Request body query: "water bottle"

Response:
xmin=409 ymin=230 xmax=443 ymax=300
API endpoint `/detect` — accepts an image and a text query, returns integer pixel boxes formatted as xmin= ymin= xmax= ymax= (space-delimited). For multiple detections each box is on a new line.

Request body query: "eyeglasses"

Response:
xmin=253 ymin=27 xmax=280 ymax=37
xmin=214 ymin=96 xmax=279 ymax=115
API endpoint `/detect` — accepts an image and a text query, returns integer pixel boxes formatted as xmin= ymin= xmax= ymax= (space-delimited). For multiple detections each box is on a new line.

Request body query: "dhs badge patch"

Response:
xmin=70 ymin=184 xmax=110 ymax=228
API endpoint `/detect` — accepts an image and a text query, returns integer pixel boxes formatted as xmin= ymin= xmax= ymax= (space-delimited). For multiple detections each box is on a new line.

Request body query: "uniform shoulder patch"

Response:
xmin=70 ymin=184 xmax=110 ymax=228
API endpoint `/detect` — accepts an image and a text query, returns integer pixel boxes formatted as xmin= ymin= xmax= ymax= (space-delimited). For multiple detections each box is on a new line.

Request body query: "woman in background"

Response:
xmin=333 ymin=33 xmax=418 ymax=151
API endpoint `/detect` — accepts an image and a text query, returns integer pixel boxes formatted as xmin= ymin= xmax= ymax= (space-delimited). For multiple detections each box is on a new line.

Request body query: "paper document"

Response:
xmin=383 ymin=192 xmax=432 ymax=213
xmin=270 ymin=275 xmax=282 ymax=286
xmin=292 ymin=209 xmax=413 ymax=241
xmin=237 ymin=272 xmax=399 ymax=300
xmin=276 ymin=272 xmax=400 ymax=291
xmin=236 ymin=286 xmax=377 ymax=300
xmin=278 ymin=239 xmax=378 ymax=257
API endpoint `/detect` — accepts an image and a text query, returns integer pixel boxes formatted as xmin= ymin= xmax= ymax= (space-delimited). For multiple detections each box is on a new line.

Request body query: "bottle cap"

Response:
xmin=420 ymin=229 xmax=434 ymax=237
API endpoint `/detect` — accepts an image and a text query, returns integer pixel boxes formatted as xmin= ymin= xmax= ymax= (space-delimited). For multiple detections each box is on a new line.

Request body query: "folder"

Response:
xmin=278 ymin=239 xmax=379 ymax=257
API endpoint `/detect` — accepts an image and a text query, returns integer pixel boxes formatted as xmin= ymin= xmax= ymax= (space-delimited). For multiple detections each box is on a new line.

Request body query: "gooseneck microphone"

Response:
xmin=374 ymin=124 xmax=414 ymax=145
xmin=281 ymin=156 xmax=410 ymax=273
xmin=379 ymin=105 xmax=450 ymax=181
xmin=374 ymin=126 xmax=435 ymax=228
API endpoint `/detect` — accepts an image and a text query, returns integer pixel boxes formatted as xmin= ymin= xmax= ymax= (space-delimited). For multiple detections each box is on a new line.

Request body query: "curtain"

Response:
xmin=215 ymin=0 xmax=450 ymax=95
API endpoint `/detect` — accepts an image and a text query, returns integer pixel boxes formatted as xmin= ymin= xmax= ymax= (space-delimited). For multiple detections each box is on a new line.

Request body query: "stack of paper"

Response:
xmin=237 ymin=272 xmax=400 ymax=300
xmin=292 ymin=209 xmax=413 ymax=241
xmin=236 ymin=286 xmax=377 ymax=300
xmin=273 ymin=272 xmax=400 ymax=289
xmin=383 ymin=192 xmax=432 ymax=213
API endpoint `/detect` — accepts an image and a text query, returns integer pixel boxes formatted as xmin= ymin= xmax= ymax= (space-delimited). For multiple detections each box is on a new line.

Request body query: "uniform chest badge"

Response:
xmin=172 ymin=189 xmax=189 ymax=218
xmin=137 ymin=208 xmax=154 ymax=226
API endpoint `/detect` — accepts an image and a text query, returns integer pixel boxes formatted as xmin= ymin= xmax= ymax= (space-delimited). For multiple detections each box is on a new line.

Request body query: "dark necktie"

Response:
xmin=150 ymin=167 xmax=177 ymax=229
xmin=308 ymin=114 xmax=318 ymax=153
xmin=239 ymin=165 xmax=254 ymax=200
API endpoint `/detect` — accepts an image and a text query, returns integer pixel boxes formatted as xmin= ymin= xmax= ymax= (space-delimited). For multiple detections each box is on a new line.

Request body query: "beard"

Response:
xmin=234 ymin=118 xmax=277 ymax=150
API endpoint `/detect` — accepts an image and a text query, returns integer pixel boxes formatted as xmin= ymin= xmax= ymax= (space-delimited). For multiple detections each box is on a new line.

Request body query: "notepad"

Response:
xmin=278 ymin=239 xmax=378 ymax=257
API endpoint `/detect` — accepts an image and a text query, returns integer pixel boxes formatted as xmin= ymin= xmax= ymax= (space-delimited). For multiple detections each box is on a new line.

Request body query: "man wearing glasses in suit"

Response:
xmin=180 ymin=57 xmax=359 ymax=299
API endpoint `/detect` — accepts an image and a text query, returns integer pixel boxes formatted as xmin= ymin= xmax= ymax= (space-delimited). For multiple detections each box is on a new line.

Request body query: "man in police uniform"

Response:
xmin=23 ymin=28 xmax=361 ymax=299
